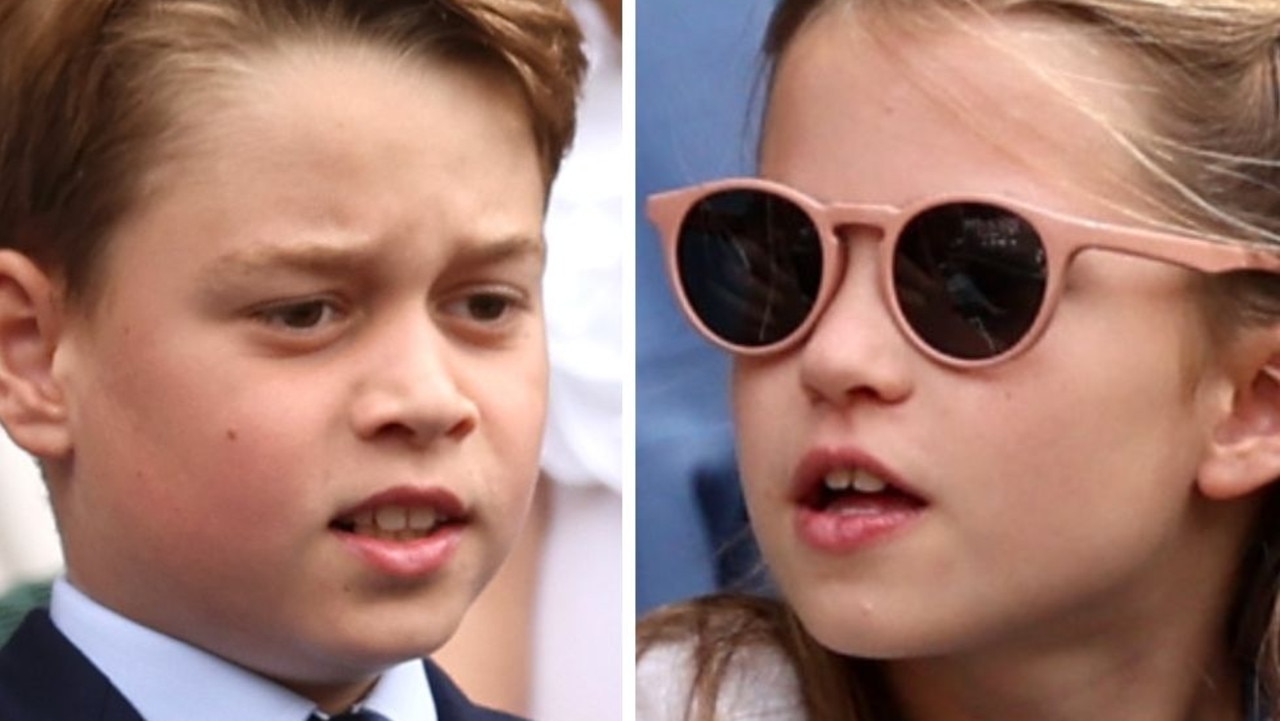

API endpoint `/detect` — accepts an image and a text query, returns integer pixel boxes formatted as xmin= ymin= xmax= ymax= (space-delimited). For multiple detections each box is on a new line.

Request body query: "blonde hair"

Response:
xmin=639 ymin=1 xmax=1280 ymax=719
xmin=0 ymin=0 xmax=586 ymax=300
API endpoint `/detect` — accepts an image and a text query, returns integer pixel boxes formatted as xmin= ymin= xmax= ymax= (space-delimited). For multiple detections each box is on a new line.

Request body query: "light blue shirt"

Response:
xmin=49 ymin=578 xmax=438 ymax=721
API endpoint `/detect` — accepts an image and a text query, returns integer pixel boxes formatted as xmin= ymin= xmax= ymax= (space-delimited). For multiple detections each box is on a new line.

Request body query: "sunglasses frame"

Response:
xmin=648 ymin=177 xmax=1280 ymax=369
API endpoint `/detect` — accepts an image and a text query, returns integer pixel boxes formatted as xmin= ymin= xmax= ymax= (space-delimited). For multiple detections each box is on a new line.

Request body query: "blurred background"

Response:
xmin=636 ymin=0 xmax=775 ymax=615
xmin=0 ymin=436 xmax=60 ymax=594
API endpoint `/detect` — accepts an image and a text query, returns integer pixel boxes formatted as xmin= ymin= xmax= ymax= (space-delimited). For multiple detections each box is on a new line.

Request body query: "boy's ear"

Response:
xmin=1199 ymin=332 xmax=1280 ymax=500
xmin=0 ymin=249 xmax=71 ymax=460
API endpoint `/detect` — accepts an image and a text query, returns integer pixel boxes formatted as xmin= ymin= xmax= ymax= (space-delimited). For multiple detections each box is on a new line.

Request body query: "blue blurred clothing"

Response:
xmin=636 ymin=0 xmax=777 ymax=613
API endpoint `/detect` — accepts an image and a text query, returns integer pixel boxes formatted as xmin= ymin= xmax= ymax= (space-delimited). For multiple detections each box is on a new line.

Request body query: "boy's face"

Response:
xmin=49 ymin=47 xmax=547 ymax=691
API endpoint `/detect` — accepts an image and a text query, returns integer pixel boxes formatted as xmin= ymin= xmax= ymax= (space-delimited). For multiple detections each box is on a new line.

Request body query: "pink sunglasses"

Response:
xmin=647 ymin=177 xmax=1280 ymax=368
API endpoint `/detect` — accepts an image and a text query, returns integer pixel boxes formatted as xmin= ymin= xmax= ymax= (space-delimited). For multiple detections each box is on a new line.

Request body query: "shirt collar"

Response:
xmin=49 ymin=578 xmax=437 ymax=721
xmin=348 ymin=657 xmax=437 ymax=721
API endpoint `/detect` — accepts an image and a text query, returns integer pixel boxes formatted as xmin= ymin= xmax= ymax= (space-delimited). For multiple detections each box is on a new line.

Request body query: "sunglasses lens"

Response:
xmin=676 ymin=189 xmax=822 ymax=348
xmin=894 ymin=203 xmax=1048 ymax=360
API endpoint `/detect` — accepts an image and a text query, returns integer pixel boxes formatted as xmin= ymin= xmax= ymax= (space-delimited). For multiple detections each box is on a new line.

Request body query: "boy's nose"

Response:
xmin=798 ymin=232 xmax=914 ymax=406
xmin=348 ymin=313 xmax=479 ymax=448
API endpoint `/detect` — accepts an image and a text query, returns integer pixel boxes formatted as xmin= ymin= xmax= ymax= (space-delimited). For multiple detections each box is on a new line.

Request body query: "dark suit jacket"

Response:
xmin=0 ymin=609 xmax=527 ymax=721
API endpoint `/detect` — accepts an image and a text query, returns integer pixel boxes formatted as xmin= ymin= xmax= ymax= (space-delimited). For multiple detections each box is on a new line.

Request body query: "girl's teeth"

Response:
xmin=852 ymin=472 xmax=888 ymax=494
xmin=823 ymin=468 xmax=890 ymax=494
xmin=824 ymin=469 xmax=854 ymax=491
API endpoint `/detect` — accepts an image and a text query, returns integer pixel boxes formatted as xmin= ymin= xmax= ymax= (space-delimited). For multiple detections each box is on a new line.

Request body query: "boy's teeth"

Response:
xmin=408 ymin=507 xmax=438 ymax=531
xmin=346 ymin=505 xmax=444 ymax=539
xmin=823 ymin=468 xmax=889 ymax=494
xmin=375 ymin=506 xmax=408 ymax=531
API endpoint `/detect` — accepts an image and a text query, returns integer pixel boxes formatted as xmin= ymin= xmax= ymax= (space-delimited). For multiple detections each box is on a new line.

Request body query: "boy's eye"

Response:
xmin=256 ymin=299 xmax=343 ymax=331
xmin=443 ymin=291 xmax=522 ymax=324
xmin=464 ymin=294 xmax=513 ymax=321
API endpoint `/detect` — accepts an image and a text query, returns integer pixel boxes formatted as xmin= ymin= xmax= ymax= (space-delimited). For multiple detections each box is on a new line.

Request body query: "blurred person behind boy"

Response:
xmin=435 ymin=1 xmax=623 ymax=719
xmin=0 ymin=437 xmax=58 ymax=640
xmin=0 ymin=435 xmax=58 ymax=595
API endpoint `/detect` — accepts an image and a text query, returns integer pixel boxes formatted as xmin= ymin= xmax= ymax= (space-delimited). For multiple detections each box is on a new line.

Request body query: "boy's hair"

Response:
xmin=0 ymin=0 xmax=586 ymax=301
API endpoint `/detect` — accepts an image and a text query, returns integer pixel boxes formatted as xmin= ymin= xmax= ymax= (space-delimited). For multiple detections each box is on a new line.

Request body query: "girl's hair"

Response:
xmin=638 ymin=1 xmax=1280 ymax=719
xmin=0 ymin=0 xmax=586 ymax=301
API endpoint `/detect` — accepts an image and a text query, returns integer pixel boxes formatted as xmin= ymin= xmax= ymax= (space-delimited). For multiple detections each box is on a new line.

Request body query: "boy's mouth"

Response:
xmin=329 ymin=487 xmax=466 ymax=543
xmin=329 ymin=505 xmax=455 ymax=541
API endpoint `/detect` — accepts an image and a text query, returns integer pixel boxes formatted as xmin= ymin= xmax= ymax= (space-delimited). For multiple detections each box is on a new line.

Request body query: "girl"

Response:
xmin=638 ymin=2 xmax=1280 ymax=720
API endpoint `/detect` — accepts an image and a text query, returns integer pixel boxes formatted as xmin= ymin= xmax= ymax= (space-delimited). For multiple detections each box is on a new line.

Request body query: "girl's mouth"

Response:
xmin=803 ymin=467 xmax=927 ymax=515
xmin=791 ymin=451 xmax=928 ymax=552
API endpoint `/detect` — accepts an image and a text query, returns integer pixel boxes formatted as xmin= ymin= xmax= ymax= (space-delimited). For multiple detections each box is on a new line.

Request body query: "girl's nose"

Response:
xmin=797 ymin=233 xmax=915 ymax=407
xmin=348 ymin=313 xmax=479 ymax=448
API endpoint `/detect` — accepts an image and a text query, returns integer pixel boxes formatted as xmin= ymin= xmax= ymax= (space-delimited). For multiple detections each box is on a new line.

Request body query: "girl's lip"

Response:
xmin=337 ymin=525 xmax=464 ymax=578
xmin=790 ymin=446 xmax=928 ymax=553
xmin=789 ymin=445 xmax=926 ymax=505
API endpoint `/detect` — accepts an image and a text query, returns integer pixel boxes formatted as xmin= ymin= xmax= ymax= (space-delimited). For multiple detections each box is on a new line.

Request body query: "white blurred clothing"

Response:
xmin=0 ymin=433 xmax=61 ymax=592
xmin=636 ymin=640 xmax=804 ymax=721
xmin=541 ymin=0 xmax=623 ymax=495
xmin=531 ymin=1 xmax=623 ymax=719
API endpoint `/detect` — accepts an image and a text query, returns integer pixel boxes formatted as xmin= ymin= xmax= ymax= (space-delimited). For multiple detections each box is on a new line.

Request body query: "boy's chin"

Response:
xmin=223 ymin=599 xmax=472 ymax=686
xmin=313 ymin=610 xmax=468 ymax=676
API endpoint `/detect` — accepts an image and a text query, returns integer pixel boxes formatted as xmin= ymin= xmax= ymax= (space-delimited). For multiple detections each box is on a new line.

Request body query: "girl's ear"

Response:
xmin=1199 ymin=339 xmax=1280 ymax=500
xmin=0 ymin=249 xmax=71 ymax=460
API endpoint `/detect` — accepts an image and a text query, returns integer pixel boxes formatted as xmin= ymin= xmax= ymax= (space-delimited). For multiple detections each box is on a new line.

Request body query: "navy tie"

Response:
xmin=309 ymin=712 xmax=393 ymax=721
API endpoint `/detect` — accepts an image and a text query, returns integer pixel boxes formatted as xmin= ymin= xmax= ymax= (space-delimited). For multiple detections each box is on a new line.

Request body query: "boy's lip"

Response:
xmin=329 ymin=485 xmax=470 ymax=579
xmin=332 ymin=485 xmax=468 ymax=525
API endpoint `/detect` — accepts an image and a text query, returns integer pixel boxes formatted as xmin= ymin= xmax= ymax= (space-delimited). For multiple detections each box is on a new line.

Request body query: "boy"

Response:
xmin=0 ymin=1 xmax=585 ymax=719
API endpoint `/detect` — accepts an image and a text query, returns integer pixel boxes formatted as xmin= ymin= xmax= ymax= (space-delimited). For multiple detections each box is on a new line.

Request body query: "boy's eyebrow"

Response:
xmin=209 ymin=239 xmax=373 ymax=278
xmin=450 ymin=234 xmax=547 ymax=268
xmin=207 ymin=234 xmax=546 ymax=278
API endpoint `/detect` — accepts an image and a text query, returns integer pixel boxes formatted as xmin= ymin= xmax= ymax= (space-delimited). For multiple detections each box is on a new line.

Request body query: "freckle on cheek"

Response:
xmin=226 ymin=428 xmax=238 ymax=441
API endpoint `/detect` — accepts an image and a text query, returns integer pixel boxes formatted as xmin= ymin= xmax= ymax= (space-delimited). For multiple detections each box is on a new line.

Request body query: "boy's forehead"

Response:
xmin=158 ymin=45 xmax=534 ymax=175
xmin=81 ymin=43 xmax=547 ymax=303
xmin=204 ymin=233 xmax=547 ymax=278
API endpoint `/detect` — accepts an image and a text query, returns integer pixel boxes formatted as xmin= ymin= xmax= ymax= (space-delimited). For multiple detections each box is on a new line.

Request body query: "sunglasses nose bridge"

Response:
xmin=797 ymin=239 xmax=916 ymax=405
xmin=824 ymin=203 xmax=899 ymax=244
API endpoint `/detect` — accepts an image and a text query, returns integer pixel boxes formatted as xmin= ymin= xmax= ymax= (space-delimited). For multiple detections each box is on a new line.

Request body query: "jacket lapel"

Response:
xmin=422 ymin=659 xmax=529 ymax=721
xmin=0 ymin=609 xmax=147 ymax=721
xmin=0 ymin=610 xmax=523 ymax=721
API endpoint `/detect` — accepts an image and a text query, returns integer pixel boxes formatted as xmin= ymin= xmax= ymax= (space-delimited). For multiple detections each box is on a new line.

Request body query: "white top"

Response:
xmin=50 ymin=578 xmax=437 ymax=721
xmin=636 ymin=640 xmax=805 ymax=721
xmin=528 ymin=3 xmax=624 ymax=720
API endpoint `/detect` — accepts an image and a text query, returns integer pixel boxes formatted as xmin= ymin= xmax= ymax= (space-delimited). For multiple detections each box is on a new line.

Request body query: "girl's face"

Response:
xmin=736 ymin=9 xmax=1254 ymax=661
